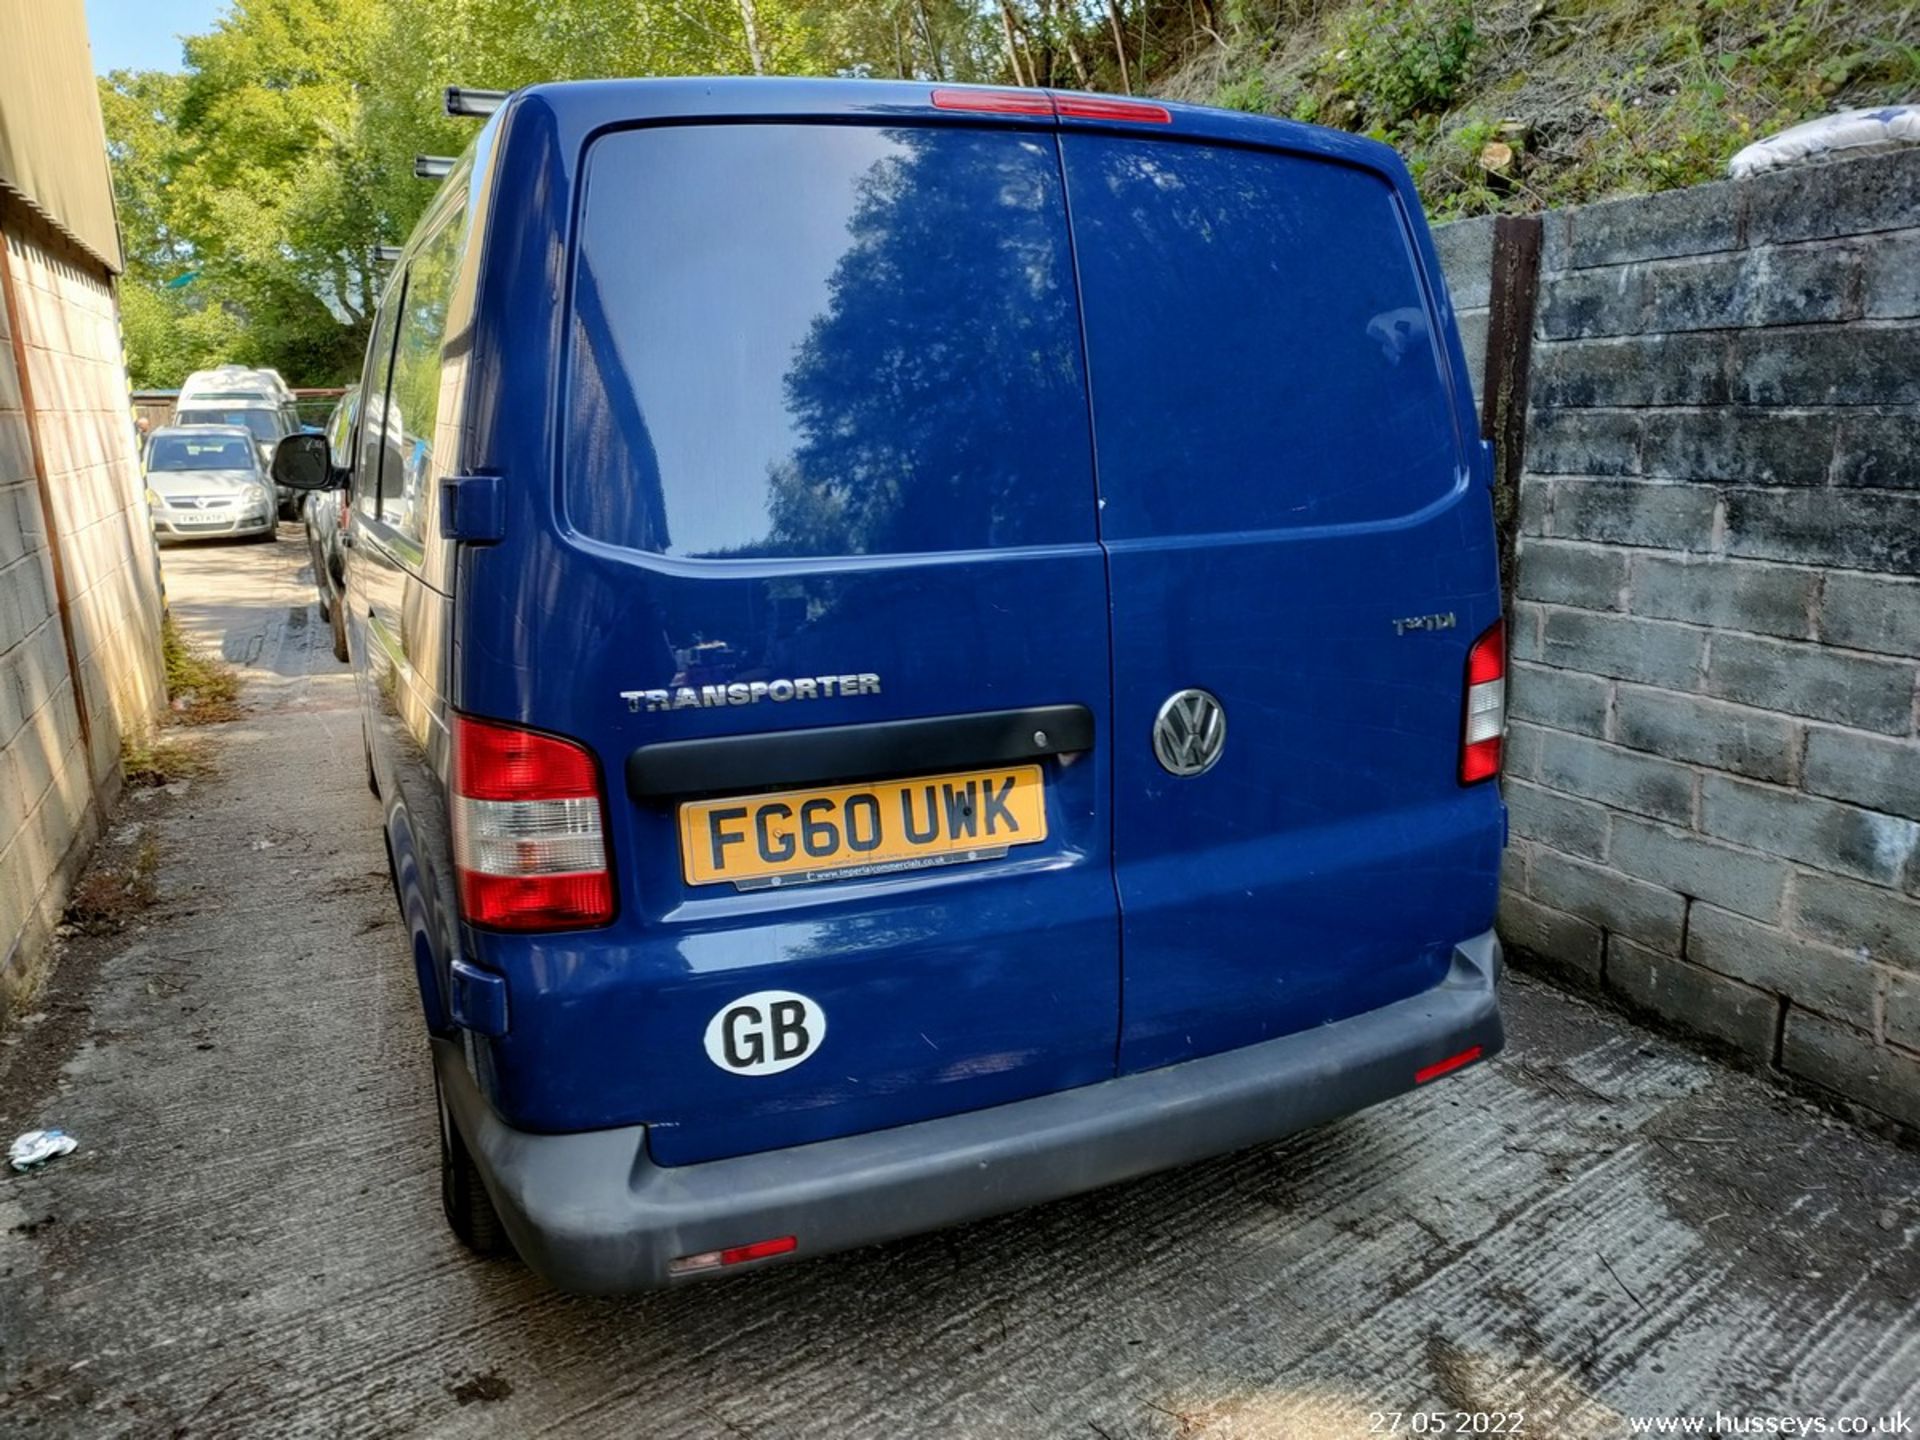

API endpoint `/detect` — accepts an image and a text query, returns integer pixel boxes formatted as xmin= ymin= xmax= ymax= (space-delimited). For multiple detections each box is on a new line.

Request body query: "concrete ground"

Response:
xmin=1 ymin=529 xmax=1917 ymax=1439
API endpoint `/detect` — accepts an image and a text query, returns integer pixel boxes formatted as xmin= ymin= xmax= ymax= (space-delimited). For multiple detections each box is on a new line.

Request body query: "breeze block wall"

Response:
xmin=1435 ymin=146 xmax=1920 ymax=1132
xmin=0 ymin=204 xmax=166 ymax=1020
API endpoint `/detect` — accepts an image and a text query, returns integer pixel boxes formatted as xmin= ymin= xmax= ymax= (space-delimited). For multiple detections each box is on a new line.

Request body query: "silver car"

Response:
xmin=173 ymin=374 xmax=301 ymax=516
xmin=144 ymin=425 xmax=278 ymax=542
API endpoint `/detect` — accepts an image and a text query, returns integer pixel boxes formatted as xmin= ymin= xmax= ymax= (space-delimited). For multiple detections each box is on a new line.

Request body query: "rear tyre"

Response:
xmin=363 ymin=723 xmax=379 ymax=796
xmin=329 ymin=593 xmax=349 ymax=662
xmin=437 ymin=1073 xmax=509 ymax=1257
xmin=315 ymin=571 xmax=332 ymax=621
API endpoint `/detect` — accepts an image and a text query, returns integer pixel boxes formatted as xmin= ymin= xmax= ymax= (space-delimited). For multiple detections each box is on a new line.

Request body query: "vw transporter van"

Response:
xmin=274 ymin=77 xmax=1508 ymax=1293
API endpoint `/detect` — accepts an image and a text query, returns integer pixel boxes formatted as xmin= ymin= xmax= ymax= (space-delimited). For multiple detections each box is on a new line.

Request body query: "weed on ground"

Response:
xmin=162 ymin=615 xmax=242 ymax=724
xmin=62 ymin=838 xmax=160 ymax=937
xmin=122 ymin=736 xmax=213 ymax=788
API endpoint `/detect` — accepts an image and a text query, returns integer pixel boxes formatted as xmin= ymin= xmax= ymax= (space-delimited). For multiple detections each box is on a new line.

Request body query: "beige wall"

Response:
xmin=0 ymin=204 xmax=165 ymax=1015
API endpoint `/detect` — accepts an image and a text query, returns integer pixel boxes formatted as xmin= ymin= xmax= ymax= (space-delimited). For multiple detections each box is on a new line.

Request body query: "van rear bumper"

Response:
xmin=434 ymin=929 xmax=1503 ymax=1294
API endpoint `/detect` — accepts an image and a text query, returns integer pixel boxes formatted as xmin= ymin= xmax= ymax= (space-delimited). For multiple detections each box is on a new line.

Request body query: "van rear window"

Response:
xmin=1062 ymin=136 xmax=1462 ymax=537
xmin=564 ymin=124 xmax=1094 ymax=559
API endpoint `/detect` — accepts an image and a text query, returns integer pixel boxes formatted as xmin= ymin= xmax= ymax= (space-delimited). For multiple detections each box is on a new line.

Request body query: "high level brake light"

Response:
xmin=930 ymin=87 xmax=1054 ymax=116
xmin=929 ymin=89 xmax=1172 ymax=123
xmin=1460 ymin=619 xmax=1506 ymax=785
xmin=1054 ymin=95 xmax=1171 ymax=123
xmin=452 ymin=715 xmax=614 ymax=930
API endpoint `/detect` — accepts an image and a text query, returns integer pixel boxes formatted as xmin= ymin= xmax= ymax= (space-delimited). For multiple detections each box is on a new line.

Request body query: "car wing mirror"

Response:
xmin=272 ymin=432 xmax=344 ymax=491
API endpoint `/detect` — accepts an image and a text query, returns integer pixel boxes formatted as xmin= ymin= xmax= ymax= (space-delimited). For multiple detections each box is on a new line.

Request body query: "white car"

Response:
xmin=143 ymin=425 xmax=278 ymax=543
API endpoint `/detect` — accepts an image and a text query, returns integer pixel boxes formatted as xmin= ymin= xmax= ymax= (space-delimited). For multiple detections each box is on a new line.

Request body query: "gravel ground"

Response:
xmin=1 ymin=529 xmax=1917 ymax=1439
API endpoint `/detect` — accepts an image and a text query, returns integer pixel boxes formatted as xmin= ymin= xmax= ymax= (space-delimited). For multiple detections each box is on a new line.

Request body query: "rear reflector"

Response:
xmin=1055 ymin=95 xmax=1172 ymax=123
xmin=452 ymin=715 xmax=613 ymax=930
xmin=1460 ymin=618 xmax=1506 ymax=785
xmin=668 ymin=1234 xmax=798 ymax=1276
xmin=1415 ymin=1045 xmax=1483 ymax=1084
xmin=931 ymin=87 xmax=1053 ymax=116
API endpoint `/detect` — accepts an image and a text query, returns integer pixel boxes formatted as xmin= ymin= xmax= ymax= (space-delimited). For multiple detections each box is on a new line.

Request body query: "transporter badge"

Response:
xmin=621 ymin=673 xmax=881 ymax=714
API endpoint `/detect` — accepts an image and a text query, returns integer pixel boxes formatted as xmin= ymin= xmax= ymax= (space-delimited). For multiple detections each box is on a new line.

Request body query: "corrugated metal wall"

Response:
xmin=0 ymin=0 xmax=123 ymax=275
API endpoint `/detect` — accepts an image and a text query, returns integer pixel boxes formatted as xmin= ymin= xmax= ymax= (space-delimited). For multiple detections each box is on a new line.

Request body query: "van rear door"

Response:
xmin=478 ymin=117 xmax=1119 ymax=1165
xmin=1057 ymin=125 xmax=1504 ymax=1073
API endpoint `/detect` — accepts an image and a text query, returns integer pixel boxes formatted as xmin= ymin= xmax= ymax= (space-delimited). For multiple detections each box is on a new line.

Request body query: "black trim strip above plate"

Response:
xmin=626 ymin=704 xmax=1095 ymax=801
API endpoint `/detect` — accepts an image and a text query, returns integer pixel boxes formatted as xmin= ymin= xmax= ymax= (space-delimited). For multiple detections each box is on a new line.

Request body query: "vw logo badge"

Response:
xmin=1152 ymin=688 xmax=1226 ymax=777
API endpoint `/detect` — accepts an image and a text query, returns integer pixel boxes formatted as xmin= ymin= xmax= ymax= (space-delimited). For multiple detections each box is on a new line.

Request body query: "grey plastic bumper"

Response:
xmin=434 ymin=929 xmax=1504 ymax=1294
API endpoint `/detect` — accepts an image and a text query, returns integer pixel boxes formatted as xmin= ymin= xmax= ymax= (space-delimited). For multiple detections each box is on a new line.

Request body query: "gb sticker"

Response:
xmin=704 ymin=991 xmax=826 ymax=1076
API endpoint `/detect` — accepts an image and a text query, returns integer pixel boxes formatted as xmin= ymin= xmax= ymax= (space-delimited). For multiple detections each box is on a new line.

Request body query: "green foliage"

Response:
xmin=1158 ymin=0 xmax=1918 ymax=221
xmin=1323 ymin=0 xmax=1477 ymax=125
xmin=1213 ymin=72 xmax=1274 ymax=112
xmin=101 ymin=0 xmax=1024 ymax=388
xmin=117 ymin=282 xmax=248 ymax=391
xmin=97 ymin=0 xmax=1920 ymax=381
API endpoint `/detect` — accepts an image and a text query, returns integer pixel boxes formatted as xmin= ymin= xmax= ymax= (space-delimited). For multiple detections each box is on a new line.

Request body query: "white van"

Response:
xmin=175 ymin=367 xmax=302 ymax=516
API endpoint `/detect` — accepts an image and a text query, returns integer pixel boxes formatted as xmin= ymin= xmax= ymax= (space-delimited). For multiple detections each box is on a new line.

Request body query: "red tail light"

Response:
xmin=451 ymin=715 xmax=614 ymax=930
xmin=1460 ymin=619 xmax=1506 ymax=785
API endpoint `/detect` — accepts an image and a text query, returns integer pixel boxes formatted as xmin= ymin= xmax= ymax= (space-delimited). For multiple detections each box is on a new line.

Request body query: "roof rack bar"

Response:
xmin=414 ymin=155 xmax=455 ymax=180
xmin=445 ymin=86 xmax=508 ymax=118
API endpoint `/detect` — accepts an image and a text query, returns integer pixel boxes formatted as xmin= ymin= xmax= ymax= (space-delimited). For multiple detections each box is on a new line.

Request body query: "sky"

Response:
xmin=84 ymin=0 xmax=227 ymax=74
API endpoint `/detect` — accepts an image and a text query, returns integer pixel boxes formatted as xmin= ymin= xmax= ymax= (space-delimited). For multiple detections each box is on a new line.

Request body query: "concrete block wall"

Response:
xmin=1435 ymin=147 xmax=1920 ymax=1131
xmin=7 ymin=218 xmax=167 ymax=780
xmin=1432 ymin=214 xmax=1495 ymax=402
xmin=0 ymin=207 xmax=165 ymax=1016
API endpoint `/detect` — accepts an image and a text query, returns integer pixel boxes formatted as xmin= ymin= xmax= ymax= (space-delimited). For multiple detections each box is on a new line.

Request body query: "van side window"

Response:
xmin=563 ymin=124 xmax=1094 ymax=560
xmin=384 ymin=210 xmax=466 ymax=547
xmin=356 ymin=281 xmax=407 ymax=524
xmin=1062 ymin=137 xmax=1460 ymax=537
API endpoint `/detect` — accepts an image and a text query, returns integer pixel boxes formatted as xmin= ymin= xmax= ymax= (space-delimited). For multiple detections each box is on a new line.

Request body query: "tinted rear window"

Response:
xmin=1062 ymin=136 xmax=1461 ymax=537
xmin=564 ymin=123 xmax=1094 ymax=559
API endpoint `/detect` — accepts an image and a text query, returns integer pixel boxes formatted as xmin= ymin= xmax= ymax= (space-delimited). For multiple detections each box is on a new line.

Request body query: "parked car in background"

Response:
xmin=144 ymin=425 xmax=277 ymax=543
xmin=180 ymin=364 xmax=288 ymax=400
xmin=303 ymin=385 xmax=357 ymax=662
xmin=176 ymin=366 xmax=302 ymax=517
xmin=274 ymin=78 xmax=1506 ymax=1295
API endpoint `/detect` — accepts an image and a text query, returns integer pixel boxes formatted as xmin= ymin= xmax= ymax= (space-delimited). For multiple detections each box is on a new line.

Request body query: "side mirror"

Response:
xmin=273 ymin=432 xmax=342 ymax=491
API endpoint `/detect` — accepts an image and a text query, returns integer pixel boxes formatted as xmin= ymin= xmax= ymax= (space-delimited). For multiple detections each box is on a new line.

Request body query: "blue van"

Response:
xmin=274 ymin=78 xmax=1508 ymax=1293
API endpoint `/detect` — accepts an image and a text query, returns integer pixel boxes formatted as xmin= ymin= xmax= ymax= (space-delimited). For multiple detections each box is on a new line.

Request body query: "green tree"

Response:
xmin=101 ymin=0 xmax=1130 ymax=388
xmin=100 ymin=68 xmax=247 ymax=386
xmin=169 ymin=0 xmax=390 ymax=381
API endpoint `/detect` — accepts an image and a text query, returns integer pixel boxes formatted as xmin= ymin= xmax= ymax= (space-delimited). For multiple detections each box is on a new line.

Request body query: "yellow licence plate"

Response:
xmin=679 ymin=765 xmax=1048 ymax=889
